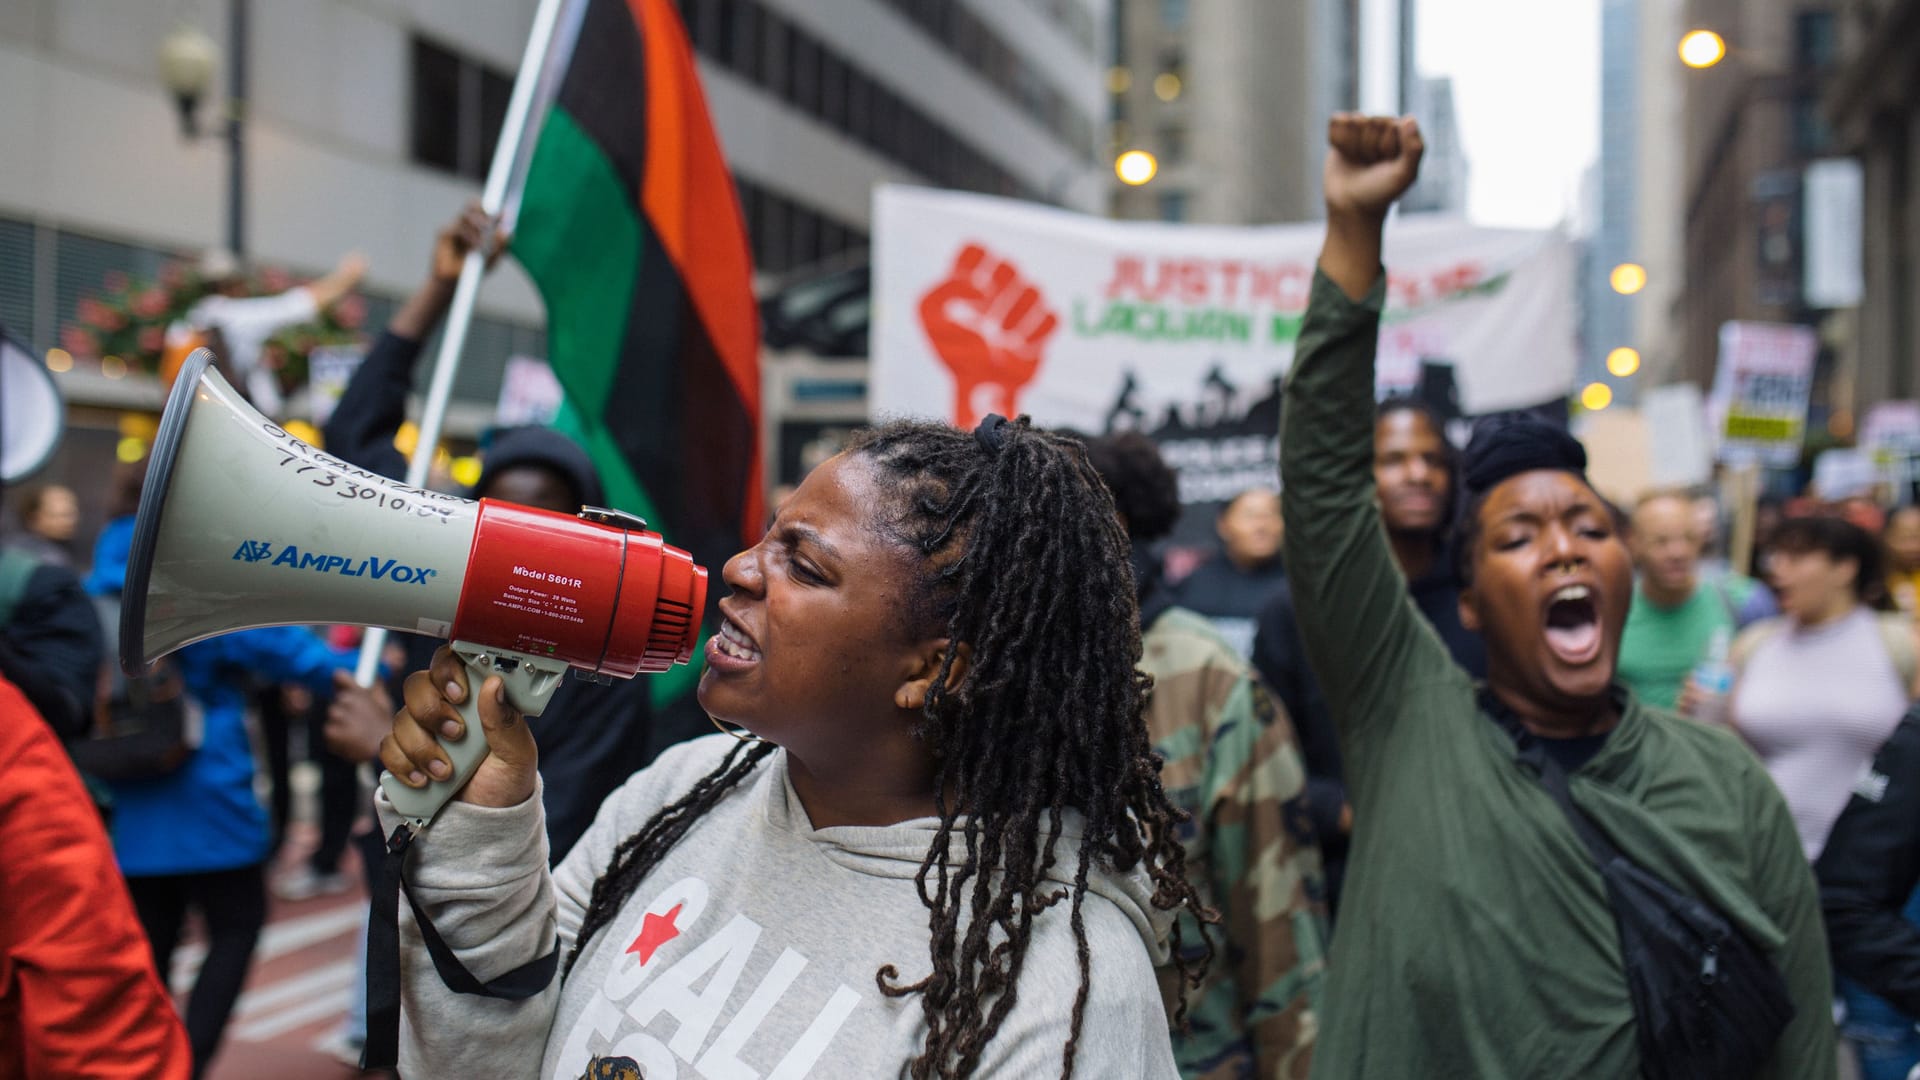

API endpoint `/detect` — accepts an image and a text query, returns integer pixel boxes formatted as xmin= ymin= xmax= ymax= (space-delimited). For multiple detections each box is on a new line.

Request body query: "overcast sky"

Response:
xmin=1416 ymin=0 xmax=1602 ymax=229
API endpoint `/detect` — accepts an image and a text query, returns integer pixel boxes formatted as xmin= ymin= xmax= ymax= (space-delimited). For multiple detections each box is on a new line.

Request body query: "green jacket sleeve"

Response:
xmin=1747 ymin=762 xmax=1838 ymax=1079
xmin=1279 ymin=270 xmax=1459 ymax=764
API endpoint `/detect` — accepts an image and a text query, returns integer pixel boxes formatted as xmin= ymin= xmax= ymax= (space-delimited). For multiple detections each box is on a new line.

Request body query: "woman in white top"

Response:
xmin=1732 ymin=515 xmax=1920 ymax=860
xmin=375 ymin=418 xmax=1214 ymax=1079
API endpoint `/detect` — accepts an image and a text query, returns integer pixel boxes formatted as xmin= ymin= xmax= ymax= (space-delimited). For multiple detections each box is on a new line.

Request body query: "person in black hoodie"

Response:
xmin=1816 ymin=703 xmax=1920 ymax=1080
xmin=1251 ymin=396 xmax=1485 ymax=919
xmin=319 ymin=203 xmax=701 ymax=862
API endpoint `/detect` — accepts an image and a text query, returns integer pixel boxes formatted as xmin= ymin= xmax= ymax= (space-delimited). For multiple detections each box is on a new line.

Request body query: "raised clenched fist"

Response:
xmin=1323 ymin=113 xmax=1425 ymax=221
xmin=917 ymin=244 xmax=1059 ymax=428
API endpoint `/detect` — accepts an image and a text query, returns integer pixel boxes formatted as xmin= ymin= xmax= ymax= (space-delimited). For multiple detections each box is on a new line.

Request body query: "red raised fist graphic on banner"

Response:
xmin=917 ymin=243 xmax=1060 ymax=427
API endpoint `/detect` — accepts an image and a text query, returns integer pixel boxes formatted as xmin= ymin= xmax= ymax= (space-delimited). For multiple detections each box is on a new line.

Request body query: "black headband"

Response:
xmin=1462 ymin=418 xmax=1588 ymax=498
xmin=974 ymin=414 xmax=1011 ymax=454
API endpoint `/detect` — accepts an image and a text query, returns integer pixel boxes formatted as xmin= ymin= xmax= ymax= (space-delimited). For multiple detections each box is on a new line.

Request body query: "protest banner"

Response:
xmin=870 ymin=186 xmax=1579 ymax=541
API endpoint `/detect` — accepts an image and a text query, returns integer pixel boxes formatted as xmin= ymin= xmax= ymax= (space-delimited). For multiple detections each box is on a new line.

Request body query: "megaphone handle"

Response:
xmin=379 ymin=644 xmax=568 ymax=825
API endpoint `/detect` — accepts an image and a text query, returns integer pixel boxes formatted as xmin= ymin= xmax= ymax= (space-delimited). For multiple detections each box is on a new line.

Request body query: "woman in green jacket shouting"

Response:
xmin=1288 ymin=114 xmax=1835 ymax=1079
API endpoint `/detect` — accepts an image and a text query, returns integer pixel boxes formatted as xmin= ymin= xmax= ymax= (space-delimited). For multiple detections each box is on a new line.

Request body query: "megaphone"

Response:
xmin=124 ymin=349 xmax=707 ymax=823
xmin=1 ymin=326 xmax=64 ymax=484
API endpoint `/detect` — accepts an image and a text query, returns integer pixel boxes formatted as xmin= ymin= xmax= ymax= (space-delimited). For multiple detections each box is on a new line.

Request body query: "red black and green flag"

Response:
xmin=507 ymin=0 xmax=763 ymax=653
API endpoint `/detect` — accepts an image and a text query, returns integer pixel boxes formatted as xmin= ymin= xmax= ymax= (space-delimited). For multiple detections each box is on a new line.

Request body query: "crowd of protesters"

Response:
xmin=9 ymin=117 xmax=1920 ymax=1080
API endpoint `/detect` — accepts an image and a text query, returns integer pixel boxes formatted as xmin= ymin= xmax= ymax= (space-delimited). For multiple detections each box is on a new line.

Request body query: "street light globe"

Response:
xmin=159 ymin=24 xmax=218 ymax=99
xmin=1610 ymin=262 xmax=1648 ymax=295
xmin=1679 ymin=29 xmax=1726 ymax=69
xmin=1580 ymin=382 xmax=1615 ymax=412
xmin=1606 ymin=347 xmax=1642 ymax=378
xmin=1115 ymin=150 xmax=1158 ymax=186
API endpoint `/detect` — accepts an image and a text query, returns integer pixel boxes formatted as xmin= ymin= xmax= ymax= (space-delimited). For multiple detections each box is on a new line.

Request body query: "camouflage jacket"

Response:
xmin=1142 ymin=606 xmax=1329 ymax=1080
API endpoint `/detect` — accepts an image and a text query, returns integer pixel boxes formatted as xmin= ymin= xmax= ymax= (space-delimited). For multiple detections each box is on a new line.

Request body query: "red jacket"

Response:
xmin=0 ymin=675 xmax=190 ymax=1079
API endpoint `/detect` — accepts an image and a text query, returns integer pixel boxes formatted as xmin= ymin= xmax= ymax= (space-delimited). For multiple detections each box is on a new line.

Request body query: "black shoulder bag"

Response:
xmin=1486 ymin=693 xmax=1796 ymax=1079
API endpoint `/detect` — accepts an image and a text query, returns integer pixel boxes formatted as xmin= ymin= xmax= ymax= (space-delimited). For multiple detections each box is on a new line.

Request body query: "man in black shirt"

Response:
xmin=1253 ymin=397 xmax=1484 ymax=917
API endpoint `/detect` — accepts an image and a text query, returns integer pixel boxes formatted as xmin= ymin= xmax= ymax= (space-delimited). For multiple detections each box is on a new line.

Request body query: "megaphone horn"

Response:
xmin=125 ymin=349 xmax=708 ymax=823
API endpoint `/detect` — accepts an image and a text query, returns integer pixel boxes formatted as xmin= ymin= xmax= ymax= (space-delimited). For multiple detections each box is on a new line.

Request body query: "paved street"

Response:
xmin=179 ymin=817 xmax=386 ymax=1080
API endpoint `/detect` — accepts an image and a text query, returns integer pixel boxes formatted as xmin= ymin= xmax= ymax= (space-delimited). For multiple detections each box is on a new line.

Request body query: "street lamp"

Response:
xmin=1610 ymin=262 xmax=1648 ymax=295
xmin=1580 ymin=382 xmax=1615 ymax=411
xmin=157 ymin=4 xmax=249 ymax=258
xmin=158 ymin=24 xmax=218 ymax=136
xmin=1679 ymin=29 xmax=1727 ymax=70
xmin=1606 ymin=347 xmax=1642 ymax=378
xmin=1115 ymin=150 xmax=1158 ymax=186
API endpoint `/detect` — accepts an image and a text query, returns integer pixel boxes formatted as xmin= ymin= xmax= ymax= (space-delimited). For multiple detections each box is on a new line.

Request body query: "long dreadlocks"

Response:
xmin=564 ymin=416 xmax=1212 ymax=1079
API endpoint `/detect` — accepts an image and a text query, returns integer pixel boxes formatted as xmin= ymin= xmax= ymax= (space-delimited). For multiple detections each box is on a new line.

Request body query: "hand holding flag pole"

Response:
xmin=352 ymin=0 xmax=571 ymax=688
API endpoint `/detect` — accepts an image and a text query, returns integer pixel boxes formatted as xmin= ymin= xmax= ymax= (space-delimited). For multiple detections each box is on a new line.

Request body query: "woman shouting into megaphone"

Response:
xmin=376 ymin=418 xmax=1210 ymax=1078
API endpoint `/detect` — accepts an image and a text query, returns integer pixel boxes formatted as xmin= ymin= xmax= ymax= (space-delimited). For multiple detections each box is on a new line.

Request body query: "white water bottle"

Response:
xmin=1688 ymin=626 xmax=1735 ymax=726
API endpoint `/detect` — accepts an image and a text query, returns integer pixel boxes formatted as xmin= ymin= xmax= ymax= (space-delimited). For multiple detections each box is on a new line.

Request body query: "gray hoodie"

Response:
xmin=377 ymin=733 xmax=1182 ymax=1078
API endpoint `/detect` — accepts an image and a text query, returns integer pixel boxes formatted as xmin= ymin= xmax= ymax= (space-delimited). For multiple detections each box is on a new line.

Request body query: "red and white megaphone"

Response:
xmin=122 ymin=349 xmax=707 ymax=823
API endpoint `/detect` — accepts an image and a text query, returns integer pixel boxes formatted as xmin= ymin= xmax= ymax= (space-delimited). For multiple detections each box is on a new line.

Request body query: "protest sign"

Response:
xmin=871 ymin=186 xmax=1578 ymax=539
xmin=306 ymin=346 xmax=364 ymax=428
xmin=495 ymin=355 xmax=565 ymax=427
xmin=1711 ymin=321 xmax=1818 ymax=467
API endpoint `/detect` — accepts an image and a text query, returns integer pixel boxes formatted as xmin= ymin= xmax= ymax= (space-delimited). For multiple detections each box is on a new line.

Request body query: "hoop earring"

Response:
xmin=709 ymin=714 xmax=762 ymax=744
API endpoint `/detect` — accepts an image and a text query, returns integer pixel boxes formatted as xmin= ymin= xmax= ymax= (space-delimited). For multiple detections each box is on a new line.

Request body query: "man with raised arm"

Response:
xmin=1285 ymin=114 xmax=1834 ymax=1077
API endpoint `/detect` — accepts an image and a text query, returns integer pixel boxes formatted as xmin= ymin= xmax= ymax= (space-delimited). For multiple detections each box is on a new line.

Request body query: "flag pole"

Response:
xmin=354 ymin=0 xmax=570 ymax=686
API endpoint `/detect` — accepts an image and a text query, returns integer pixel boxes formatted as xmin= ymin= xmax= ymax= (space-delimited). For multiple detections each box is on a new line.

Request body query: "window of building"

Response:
xmin=820 ymin=52 xmax=848 ymax=128
xmin=478 ymin=67 xmax=512 ymax=169
xmin=723 ymin=0 xmax=758 ymax=76
xmin=1160 ymin=125 xmax=1187 ymax=164
xmin=1795 ymin=11 xmax=1837 ymax=71
xmin=675 ymin=1 xmax=1044 ymax=203
xmin=410 ymin=38 xmax=462 ymax=174
xmin=1158 ymin=191 xmax=1189 ymax=222
xmin=712 ymin=0 xmax=738 ymax=67
xmin=789 ymin=29 xmax=821 ymax=116
xmin=1161 ymin=0 xmax=1190 ymax=29
xmin=790 ymin=208 xmax=821 ymax=269
xmin=846 ymin=65 xmax=872 ymax=142
xmin=409 ymin=36 xmax=512 ymax=181
xmin=1793 ymin=95 xmax=1834 ymax=154
xmin=756 ymin=5 xmax=786 ymax=91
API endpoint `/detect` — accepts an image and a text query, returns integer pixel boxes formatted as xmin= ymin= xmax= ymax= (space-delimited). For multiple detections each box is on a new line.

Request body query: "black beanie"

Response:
xmin=472 ymin=426 xmax=605 ymax=508
xmin=1462 ymin=419 xmax=1588 ymax=499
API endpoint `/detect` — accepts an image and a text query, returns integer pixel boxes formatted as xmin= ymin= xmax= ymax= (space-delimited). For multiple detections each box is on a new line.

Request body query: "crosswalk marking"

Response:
xmin=233 ymin=959 xmax=356 ymax=1019
xmin=230 ymin=986 xmax=353 ymax=1042
xmin=171 ymin=902 xmax=365 ymax=990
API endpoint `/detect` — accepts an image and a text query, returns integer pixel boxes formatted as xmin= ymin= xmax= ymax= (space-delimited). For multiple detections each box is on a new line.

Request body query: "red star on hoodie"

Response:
xmin=626 ymin=903 xmax=684 ymax=965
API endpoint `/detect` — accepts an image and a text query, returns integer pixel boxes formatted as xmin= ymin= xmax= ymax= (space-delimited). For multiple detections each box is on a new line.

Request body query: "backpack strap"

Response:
xmin=0 ymin=548 xmax=42 ymax=627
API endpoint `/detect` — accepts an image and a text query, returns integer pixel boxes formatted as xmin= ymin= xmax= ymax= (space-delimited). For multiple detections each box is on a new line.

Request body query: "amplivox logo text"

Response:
xmin=232 ymin=540 xmax=438 ymax=585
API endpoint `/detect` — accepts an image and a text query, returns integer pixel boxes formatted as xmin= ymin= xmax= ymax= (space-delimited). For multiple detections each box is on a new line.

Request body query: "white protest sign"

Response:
xmin=1712 ymin=321 xmax=1818 ymax=467
xmin=496 ymin=355 xmax=564 ymax=427
xmin=1642 ymin=382 xmax=1713 ymax=490
xmin=1862 ymin=401 xmax=1920 ymax=454
xmin=872 ymin=186 xmax=1577 ymax=424
xmin=306 ymin=346 xmax=364 ymax=428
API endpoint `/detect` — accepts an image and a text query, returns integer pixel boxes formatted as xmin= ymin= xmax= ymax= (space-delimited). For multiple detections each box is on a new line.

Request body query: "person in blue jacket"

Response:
xmin=88 ymin=508 xmax=354 ymax=1079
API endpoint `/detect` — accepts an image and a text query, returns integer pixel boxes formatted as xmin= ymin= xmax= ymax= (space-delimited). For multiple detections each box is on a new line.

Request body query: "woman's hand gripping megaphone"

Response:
xmin=381 ymin=645 xmax=541 ymax=811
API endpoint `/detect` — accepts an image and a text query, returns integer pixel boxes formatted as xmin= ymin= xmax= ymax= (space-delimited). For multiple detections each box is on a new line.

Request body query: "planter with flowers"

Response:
xmin=62 ymin=261 xmax=366 ymax=402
